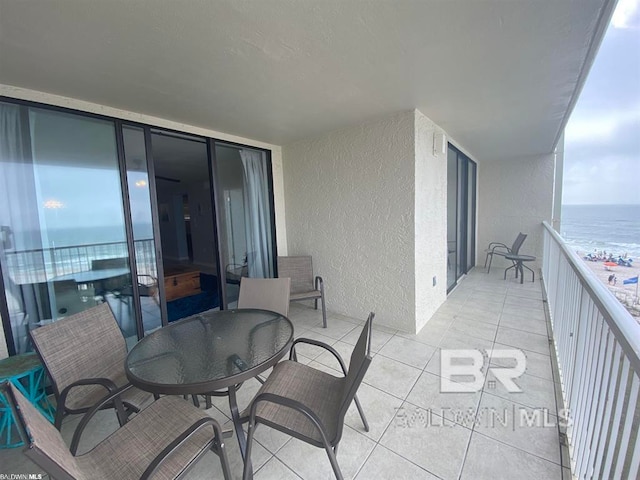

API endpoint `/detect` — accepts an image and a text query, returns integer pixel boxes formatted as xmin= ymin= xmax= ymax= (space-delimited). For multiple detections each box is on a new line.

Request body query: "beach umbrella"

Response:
xmin=603 ymin=261 xmax=618 ymax=271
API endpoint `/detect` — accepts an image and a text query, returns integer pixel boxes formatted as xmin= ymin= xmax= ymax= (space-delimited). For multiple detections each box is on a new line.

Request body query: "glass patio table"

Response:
xmin=125 ymin=308 xmax=293 ymax=459
xmin=504 ymin=253 xmax=536 ymax=284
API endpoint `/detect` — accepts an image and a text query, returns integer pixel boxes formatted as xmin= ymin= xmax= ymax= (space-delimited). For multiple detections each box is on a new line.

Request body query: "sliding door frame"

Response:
xmin=114 ymin=119 xmax=145 ymax=339
xmin=0 ymin=96 xmax=279 ymax=355
xmin=447 ymin=143 xmax=477 ymax=293
xmin=0 ymin=257 xmax=14 ymax=355
xmin=210 ymin=139 xmax=278 ymax=309
xmin=143 ymin=126 xmax=170 ymax=327
xmin=115 ymin=121 xmax=170 ymax=335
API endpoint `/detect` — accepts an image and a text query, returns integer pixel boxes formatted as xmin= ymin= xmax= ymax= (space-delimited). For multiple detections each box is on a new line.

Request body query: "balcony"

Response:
xmin=0 ymin=2 xmax=631 ymax=477
xmin=2 ymin=264 xmax=566 ymax=479
xmin=3 ymin=225 xmax=638 ymax=479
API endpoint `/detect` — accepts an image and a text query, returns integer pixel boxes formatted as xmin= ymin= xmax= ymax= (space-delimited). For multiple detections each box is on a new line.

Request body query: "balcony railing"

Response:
xmin=4 ymin=239 xmax=157 ymax=285
xmin=542 ymin=221 xmax=639 ymax=479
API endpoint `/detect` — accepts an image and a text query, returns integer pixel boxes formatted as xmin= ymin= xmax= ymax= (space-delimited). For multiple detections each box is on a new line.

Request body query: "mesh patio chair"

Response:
xmin=30 ymin=303 xmax=152 ymax=429
xmin=115 ymin=273 xmax=160 ymax=325
xmin=1 ymin=380 xmax=231 ymax=480
xmin=277 ymin=255 xmax=327 ymax=327
xmin=237 ymin=277 xmax=291 ymax=317
xmin=484 ymin=232 xmax=527 ymax=273
xmin=201 ymin=277 xmax=292 ymax=407
xmin=52 ymin=280 xmax=88 ymax=316
xmin=91 ymin=257 xmax=130 ymax=297
xmin=241 ymin=313 xmax=374 ymax=480
xmin=92 ymin=257 xmax=158 ymax=309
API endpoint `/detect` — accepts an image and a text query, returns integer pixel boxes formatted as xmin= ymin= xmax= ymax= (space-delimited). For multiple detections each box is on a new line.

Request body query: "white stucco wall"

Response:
xmin=477 ymin=153 xmax=555 ymax=270
xmin=282 ymin=110 xmax=447 ymax=333
xmin=414 ymin=111 xmax=448 ymax=332
xmin=0 ymin=84 xmax=288 ymax=358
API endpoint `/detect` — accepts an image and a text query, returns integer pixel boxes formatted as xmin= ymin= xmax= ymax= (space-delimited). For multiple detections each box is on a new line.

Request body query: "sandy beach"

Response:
xmin=578 ymin=254 xmax=640 ymax=318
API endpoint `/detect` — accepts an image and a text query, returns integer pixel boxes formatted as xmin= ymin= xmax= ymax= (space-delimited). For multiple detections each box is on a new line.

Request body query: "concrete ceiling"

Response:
xmin=0 ymin=0 xmax=613 ymax=162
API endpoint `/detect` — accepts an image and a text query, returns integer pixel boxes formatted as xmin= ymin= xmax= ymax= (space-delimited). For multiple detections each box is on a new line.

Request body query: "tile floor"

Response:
xmin=1 ymin=268 xmax=567 ymax=479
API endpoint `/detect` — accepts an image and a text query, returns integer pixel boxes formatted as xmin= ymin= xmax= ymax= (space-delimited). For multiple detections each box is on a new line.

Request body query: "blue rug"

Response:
xmin=167 ymin=273 xmax=220 ymax=323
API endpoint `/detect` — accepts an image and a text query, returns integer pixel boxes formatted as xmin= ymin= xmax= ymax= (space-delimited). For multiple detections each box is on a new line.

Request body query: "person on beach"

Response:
xmin=609 ymin=274 xmax=616 ymax=285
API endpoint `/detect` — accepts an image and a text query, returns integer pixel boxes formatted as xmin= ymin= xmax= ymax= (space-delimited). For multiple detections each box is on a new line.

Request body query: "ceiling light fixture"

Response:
xmin=43 ymin=199 xmax=64 ymax=209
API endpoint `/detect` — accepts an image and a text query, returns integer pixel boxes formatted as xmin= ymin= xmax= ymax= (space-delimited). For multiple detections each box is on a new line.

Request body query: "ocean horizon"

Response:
xmin=561 ymin=204 xmax=640 ymax=260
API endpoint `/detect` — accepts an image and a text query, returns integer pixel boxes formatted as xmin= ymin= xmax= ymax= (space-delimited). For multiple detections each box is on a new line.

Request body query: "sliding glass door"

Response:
xmin=213 ymin=143 xmax=276 ymax=308
xmin=446 ymin=144 xmax=477 ymax=292
xmin=121 ymin=125 xmax=162 ymax=336
xmin=0 ymin=103 xmax=134 ymax=353
xmin=1 ymin=98 xmax=279 ymax=356
xmin=150 ymin=130 xmax=220 ymax=322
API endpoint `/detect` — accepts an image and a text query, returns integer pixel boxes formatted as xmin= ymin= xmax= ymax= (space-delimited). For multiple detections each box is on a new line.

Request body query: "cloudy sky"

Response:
xmin=563 ymin=0 xmax=640 ymax=205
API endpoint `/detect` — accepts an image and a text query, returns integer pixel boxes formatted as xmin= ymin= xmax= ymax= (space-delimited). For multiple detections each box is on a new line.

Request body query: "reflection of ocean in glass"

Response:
xmin=6 ymin=224 xmax=155 ymax=284
xmin=561 ymin=205 xmax=640 ymax=259
xmin=44 ymin=224 xmax=153 ymax=248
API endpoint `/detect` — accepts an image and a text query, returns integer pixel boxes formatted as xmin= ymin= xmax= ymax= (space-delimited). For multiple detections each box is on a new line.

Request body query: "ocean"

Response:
xmin=561 ymin=204 xmax=640 ymax=260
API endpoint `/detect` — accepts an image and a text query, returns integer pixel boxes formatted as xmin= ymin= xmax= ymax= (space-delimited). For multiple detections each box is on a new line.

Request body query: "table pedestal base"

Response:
xmin=504 ymin=255 xmax=536 ymax=284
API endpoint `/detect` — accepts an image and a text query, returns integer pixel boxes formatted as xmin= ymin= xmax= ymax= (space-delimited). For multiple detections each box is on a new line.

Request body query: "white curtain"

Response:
xmin=240 ymin=149 xmax=273 ymax=278
xmin=0 ymin=103 xmax=44 ymax=353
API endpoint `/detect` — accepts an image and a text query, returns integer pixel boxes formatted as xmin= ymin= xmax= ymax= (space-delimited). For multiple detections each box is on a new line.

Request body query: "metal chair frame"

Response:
xmin=484 ymin=232 xmax=527 ymax=273
xmin=1 ymin=380 xmax=232 ymax=480
xmin=242 ymin=312 xmax=374 ymax=480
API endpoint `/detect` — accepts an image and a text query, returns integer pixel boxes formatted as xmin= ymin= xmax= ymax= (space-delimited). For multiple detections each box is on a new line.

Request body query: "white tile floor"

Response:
xmin=1 ymin=268 xmax=567 ymax=479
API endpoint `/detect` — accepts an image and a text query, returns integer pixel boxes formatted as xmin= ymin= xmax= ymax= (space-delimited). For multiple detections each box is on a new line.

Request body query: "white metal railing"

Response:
xmin=542 ymin=221 xmax=640 ymax=479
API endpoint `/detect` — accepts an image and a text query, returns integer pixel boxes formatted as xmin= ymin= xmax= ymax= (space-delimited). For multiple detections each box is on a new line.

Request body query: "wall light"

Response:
xmin=433 ymin=132 xmax=447 ymax=156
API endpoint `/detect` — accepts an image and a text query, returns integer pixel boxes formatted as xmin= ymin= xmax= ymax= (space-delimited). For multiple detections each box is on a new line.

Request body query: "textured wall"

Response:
xmin=283 ymin=111 xmax=419 ymax=331
xmin=414 ymin=111 xmax=448 ymax=332
xmin=477 ymin=154 xmax=555 ymax=270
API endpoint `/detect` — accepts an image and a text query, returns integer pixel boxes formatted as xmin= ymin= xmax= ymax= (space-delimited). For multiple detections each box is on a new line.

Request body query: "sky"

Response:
xmin=563 ymin=0 xmax=640 ymax=205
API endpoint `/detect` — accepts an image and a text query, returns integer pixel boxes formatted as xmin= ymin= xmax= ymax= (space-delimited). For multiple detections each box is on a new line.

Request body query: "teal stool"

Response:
xmin=0 ymin=352 xmax=55 ymax=448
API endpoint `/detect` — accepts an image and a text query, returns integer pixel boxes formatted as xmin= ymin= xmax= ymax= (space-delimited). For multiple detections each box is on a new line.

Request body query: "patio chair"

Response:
xmin=484 ymin=232 xmax=527 ymax=273
xmin=225 ymin=256 xmax=249 ymax=285
xmin=277 ymin=255 xmax=327 ymax=327
xmin=115 ymin=272 xmax=160 ymax=323
xmin=200 ymin=277 xmax=292 ymax=408
xmin=241 ymin=313 xmax=374 ymax=480
xmin=52 ymin=280 xmax=88 ymax=316
xmin=1 ymin=380 xmax=231 ymax=480
xmin=237 ymin=277 xmax=291 ymax=317
xmin=92 ymin=257 xmax=158 ymax=307
xmin=29 ymin=303 xmax=152 ymax=430
xmin=117 ymin=273 xmax=159 ymax=302
xmin=91 ymin=257 xmax=130 ymax=296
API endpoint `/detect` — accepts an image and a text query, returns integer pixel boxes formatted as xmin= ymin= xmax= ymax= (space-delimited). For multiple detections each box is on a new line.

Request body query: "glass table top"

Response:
xmin=125 ymin=309 xmax=293 ymax=394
